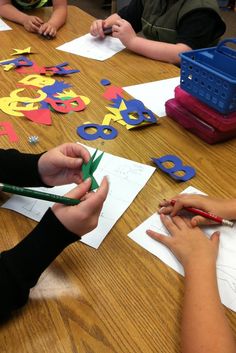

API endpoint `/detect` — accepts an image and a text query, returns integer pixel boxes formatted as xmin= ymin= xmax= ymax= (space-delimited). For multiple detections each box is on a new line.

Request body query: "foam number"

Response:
xmin=45 ymin=96 xmax=86 ymax=113
xmin=121 ymin=99 xmax=157 ymax=125
xmin=152 ymin=155 xmax=195 ymax=181
xmin=77 ymin=123 xmax=118 ymax=140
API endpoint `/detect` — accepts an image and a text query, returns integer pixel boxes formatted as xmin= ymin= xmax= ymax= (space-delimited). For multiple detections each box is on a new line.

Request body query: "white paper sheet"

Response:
xmin=56 ymin=33 xmax=125 ymax=61
xmin=128 ymin=186 xmax=236 ymax=312
xmin=0 ymin=18 xmax=12 ymax=31
xmin=123 ymin=76 xmax=180 ymax=117
xmin=2 ymin=145 xmax=155 ymax=249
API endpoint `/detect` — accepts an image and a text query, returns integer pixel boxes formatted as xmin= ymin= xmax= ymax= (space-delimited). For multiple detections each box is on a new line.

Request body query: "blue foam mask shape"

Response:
xmin=45 ymin=96 xmax=85 ymax=113
xmin=77 ymin=123 xmax=118 ymax=140
xmin=152 ymin=155 xmax=196 ymax=181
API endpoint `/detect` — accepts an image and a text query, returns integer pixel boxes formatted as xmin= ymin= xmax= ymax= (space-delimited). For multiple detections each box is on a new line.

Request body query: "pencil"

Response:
xmin=0 ymin=183 xmax=80 ymax=206
xmin=170 ymin=199 xmax=234 ymax=227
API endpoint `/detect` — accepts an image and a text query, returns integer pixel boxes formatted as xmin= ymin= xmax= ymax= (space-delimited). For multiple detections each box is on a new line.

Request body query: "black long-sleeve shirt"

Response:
xmin=0 ymin=149 xmax=78 ymax=319
xmin=118 ymin=1 xmax=226 ymax=49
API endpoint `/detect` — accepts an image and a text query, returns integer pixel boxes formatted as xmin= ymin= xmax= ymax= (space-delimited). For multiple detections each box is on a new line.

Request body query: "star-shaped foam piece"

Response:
xmin=82 ymin=149 xmax=104 ymax=190
xmin=11 ymin=47 xmax=32 ymax=56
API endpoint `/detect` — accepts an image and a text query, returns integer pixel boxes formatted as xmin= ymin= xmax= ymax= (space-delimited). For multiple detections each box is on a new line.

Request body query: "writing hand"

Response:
xmin=159 ymin=194 xmax=236 ymax=226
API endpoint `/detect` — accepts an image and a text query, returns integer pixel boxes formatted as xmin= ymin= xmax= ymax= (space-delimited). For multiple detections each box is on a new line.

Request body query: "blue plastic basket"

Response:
xmin=180 ymin=38 xmax=236 ymax=114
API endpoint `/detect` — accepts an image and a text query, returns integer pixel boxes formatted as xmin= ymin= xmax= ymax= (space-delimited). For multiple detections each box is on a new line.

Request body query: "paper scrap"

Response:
xmin=123 ymin=77 xmax=180 ymax=117
xmin=0 ymin=18 xmax=12 ymax=31
xmin=56 ymin=33 xmax=125 ymax=61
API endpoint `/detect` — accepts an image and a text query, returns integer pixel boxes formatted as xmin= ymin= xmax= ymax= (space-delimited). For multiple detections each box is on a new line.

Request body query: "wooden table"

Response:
xmin=0 ymin=6 xmax=236 ymax=353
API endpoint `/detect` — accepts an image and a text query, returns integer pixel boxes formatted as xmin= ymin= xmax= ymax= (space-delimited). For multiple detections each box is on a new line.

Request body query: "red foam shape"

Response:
xmin=22 ymin=109 xmax=52 ymax=125
xmin=103 ymin=86 xmax=124 ymax=100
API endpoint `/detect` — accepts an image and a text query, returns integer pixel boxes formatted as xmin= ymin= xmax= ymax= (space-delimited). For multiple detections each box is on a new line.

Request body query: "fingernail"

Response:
xmin=104 ymin=175 xmax=110 ymax=183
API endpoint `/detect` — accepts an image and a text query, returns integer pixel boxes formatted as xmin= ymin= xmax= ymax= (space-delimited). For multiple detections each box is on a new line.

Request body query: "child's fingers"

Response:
xmin=146 ymin=229 xmax=171 ymax=247
xmin=159 ymin=214 xmax=178 ymax=234
xmin=63 ymin=178 xmax=92 ymax=200
xmin=76 ymin=177 xmax=109 ymax=214
xmin=158 ymin=205 xmax=173 ymax=214
xmin=191 ymin=215 xmax=216 ymax=227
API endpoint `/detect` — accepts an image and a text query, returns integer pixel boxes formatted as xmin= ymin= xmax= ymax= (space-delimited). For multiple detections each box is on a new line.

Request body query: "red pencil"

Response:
xmin=170 ymin=200 xmax=234 ymax=227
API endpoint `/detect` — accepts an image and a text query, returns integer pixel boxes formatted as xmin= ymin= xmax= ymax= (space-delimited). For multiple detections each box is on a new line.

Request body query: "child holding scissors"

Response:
xmin=147 ymin=193 xmax=236 ymax=353
xmin=0 ymin=143 xmax=108 ymax=319
xmin=90 ymin=0 xmax=226 ymax=64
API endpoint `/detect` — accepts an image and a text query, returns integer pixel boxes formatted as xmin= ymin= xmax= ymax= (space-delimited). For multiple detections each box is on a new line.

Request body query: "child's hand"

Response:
xmin=90 ymin=19 xmax=106 ymax=38
xmin=112 ymin=19 xmax=137 ymax=47
xmin=52 ymin=177 xmax=109 ymax=237
xmin=159 ymin=194 xmax=236 ymax=226
xmin=38 ymin=22 xmax=57 ymax=37
xmin=90 ymin=14 xmax=122 ymax=38
xmin=146 ymin=214 xmax=220 ymax=270
xmin=23 ymin=15 xmax=43 ymax=32
xmin=38 ymin=143 xmax=90 ymax=187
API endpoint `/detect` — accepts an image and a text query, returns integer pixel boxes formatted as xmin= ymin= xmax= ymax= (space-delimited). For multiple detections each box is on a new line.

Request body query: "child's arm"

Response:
xmin=147 ymin=215 xmax=236 ymax=353
xmin=38 ymin=0 xmax=67 ymax=37
xmin=0 ymin=0 xmax=43 ymax=32
xmin=112 ymin=19 xmax=191 ymax=65
xmin=182 ymin=255 xmax=236 ymax=353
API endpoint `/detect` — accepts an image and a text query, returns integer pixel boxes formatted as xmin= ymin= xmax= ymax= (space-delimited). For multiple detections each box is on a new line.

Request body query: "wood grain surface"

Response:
xmin=0 ymin=6 xmax=236 ymax=353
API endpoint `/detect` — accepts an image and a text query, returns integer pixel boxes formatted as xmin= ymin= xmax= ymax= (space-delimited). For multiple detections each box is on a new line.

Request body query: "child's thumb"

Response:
xmin=211 ymin=231 xmax=220 ymax=248
xmin=64 ymin=178 xmax=91 ymax=200
xmin=191 ymin=215 xmax=215 ymax=227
